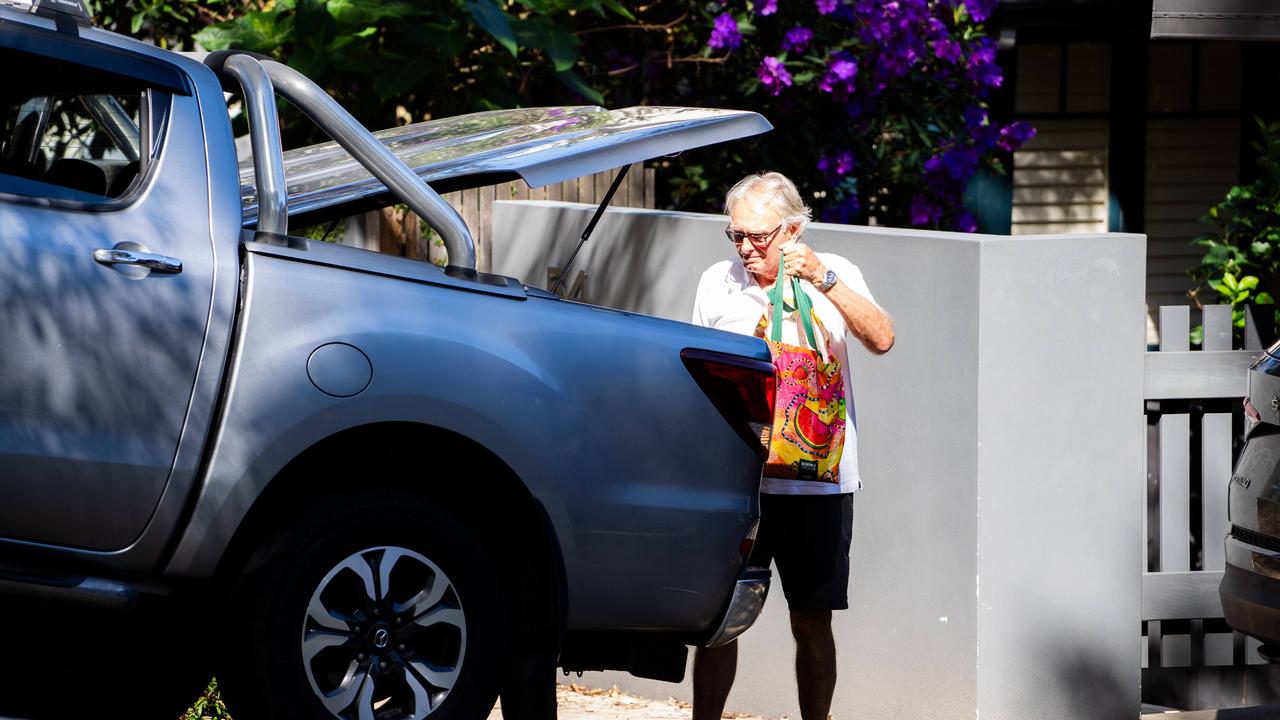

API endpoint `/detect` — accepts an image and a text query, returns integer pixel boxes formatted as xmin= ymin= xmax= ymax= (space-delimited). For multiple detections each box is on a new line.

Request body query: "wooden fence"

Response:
xmin=1143 ymin=304 xmax=1275 ymax=708
xmin=343 ymin=165 xmax=657 ymax=271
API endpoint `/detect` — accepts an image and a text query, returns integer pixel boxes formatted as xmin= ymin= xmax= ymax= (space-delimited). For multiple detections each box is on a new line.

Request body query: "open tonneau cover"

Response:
xmin=239 ymin=105 xmax=771 ymax=227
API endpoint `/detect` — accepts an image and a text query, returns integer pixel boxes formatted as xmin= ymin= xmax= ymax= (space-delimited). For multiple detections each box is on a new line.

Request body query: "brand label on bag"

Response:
xmin=796 ymin=459 xmax=818 ymax=481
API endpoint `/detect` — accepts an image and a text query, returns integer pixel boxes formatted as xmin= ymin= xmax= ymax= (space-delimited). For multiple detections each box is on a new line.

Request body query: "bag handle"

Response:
xmin=767 ymin=254 xmax=819 ymax=350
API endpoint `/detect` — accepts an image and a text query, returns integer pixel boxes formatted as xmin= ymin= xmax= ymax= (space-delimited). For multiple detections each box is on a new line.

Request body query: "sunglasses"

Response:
xmin=724 ymin=222 xmax=784 ymax=248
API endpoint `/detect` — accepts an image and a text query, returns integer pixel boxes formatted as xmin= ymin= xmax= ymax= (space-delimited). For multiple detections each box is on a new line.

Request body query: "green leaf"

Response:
xmin=1258 ymin=292 xmax=1275 ymax=304
xmin=373 ymin=56 xmax=433 ymax=100
xmin=555 ymin=68 xmax=604 ymax=105
xmin=130 ymin=11 xmax=144 ymax=33
xmin=467 ymin=0 xmax=518 ymax=56
xmin=1240 ymin=275 xmax=1260 ymax=291
xmin=602 ymin=0 xmax=634 ymax=20
xmin=326 ymin=0 xmax=416 ymax=24
xmin=1224 ymin=273 xmax=1240 ymax=292
xmin=544 ymin=25 xmax=580 ymax=71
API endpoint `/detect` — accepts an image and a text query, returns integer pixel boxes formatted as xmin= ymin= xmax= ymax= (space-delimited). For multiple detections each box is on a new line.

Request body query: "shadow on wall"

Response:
xmin=1143 ymin=663 xmax=1280 ymax=712
xmin=1045 ymin=642 xmax=1134 ymax=720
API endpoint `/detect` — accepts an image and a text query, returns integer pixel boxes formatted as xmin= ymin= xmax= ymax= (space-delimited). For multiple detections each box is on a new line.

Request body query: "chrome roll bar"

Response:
xmin=215 ymin=53 xmax=476 ymax=268
xmin=223 ymin=55 xmax=288 ymax=236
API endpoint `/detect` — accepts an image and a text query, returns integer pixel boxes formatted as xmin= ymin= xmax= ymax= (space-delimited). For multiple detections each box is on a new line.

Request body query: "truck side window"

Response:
xmin=0 ymin=47 xmax=169 ymax=204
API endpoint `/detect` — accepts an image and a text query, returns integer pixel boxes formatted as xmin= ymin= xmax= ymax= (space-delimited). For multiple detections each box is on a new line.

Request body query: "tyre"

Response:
xmin=218 ymin=491 xmax=508 ymax=720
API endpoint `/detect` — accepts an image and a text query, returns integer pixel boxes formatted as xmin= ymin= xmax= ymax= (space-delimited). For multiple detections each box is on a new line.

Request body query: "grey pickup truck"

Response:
xmin=0 ymin=2 xmax=777 ymax=719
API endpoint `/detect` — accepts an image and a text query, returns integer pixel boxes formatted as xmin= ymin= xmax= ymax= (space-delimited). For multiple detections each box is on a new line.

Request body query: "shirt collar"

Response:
xmin=726 ymin=256 xmax=769 ymax=300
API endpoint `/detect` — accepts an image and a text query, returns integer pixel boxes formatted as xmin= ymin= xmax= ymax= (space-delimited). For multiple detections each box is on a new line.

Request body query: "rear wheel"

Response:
xmin=218 ymin=492 xmax=507 ymax=720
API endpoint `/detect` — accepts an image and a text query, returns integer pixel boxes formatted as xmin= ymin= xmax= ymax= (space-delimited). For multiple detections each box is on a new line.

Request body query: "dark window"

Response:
xmin=0 ymin=47 xmax=169 ymax=203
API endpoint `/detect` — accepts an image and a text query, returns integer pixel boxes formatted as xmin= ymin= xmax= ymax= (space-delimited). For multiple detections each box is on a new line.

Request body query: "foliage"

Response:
xmin=97 ymin=0 xmax=1032 ymax=228
xmin=579 ymin=0 xmax=1034 ymax=228
xmin=85 ymin=0 xmax=238 ymax=49
xmin=1189 ymin=116 xmax=1280 ymax=342
xmin=182 ymin=678 xmax=231 ymax=719
xmin=194 ymin=0 xmax=630 ymax=146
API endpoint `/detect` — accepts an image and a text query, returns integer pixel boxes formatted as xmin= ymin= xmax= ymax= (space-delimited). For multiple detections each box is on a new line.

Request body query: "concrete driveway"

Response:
xmin=487 ymin=684 xmax=773 ymax=720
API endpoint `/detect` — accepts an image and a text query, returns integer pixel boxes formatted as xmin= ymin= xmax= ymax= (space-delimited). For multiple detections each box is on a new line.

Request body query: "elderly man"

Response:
xmin=690 ymin=172 xmax=893 ymax=720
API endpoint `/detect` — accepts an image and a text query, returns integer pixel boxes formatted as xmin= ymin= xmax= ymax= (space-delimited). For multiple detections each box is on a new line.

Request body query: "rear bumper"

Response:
xmin=1222 ymin=555 xmax=1280 ymax=646
xmin=703 ymin=567 xmax=770 ymax=648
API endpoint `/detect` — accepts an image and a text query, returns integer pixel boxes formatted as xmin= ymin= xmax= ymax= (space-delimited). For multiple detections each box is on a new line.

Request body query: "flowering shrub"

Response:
xmin=589 ymin=0 xmax=1034 ymax=230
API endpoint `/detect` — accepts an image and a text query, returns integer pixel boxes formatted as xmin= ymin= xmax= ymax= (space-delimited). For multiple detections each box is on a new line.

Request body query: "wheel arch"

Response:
xmin=212 ymin=421 xmax=567 ymax=657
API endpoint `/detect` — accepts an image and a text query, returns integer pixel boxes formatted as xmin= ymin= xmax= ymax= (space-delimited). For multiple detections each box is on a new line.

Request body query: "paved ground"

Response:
xmin=488 ymin=684 xmax=775 ymax=720
xmin=485 ymin=688 xmax=1280 ymax=720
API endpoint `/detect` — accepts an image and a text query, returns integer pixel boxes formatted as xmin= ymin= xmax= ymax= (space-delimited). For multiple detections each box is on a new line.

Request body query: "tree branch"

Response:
xmin=575 ymin=11 xmax=688 ymax=36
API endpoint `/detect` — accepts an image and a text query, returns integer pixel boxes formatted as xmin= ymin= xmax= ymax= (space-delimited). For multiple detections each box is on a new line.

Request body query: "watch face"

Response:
xmin=825 ymin=270 xmax=837 ymax=287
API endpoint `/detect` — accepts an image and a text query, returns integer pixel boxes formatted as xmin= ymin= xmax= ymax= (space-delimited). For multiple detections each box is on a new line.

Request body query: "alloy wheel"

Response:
xmin=301 ymin=546 xmax=467 ymax=720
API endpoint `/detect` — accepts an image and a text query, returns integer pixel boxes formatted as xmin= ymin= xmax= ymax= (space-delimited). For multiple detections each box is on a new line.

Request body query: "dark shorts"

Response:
xmin=748 ymin=492 xmax=854 ymax=611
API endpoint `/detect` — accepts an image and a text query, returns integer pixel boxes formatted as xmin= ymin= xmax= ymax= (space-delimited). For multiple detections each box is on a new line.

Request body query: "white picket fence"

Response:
xmin=1143 ymin=304 xmax=1276 ymax=707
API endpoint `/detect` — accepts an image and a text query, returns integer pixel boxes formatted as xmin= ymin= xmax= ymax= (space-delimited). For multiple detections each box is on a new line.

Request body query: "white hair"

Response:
xmin=724 ymin=171 xmax=812 ymax=236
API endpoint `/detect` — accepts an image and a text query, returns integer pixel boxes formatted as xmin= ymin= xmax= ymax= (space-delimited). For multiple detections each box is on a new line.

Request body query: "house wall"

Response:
xmin=1005 ymin=34 xmax=1247 ymax=340
xmin=490 ymin=200 xmax=1146 ymax=720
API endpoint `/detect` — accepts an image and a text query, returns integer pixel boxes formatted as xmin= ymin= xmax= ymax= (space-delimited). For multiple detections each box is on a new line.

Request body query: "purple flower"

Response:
xmin=971 ymin=123 xmax=1000 ymax=151
xmin=782 ymin=26 xmax=813 ymax=52
xmin=708 ymin=13 xmax=742 ymax=51
xmin=757 ymin=56 xmax=793 ymax=96
xmin=963 ymin=106 xmax=987 ymax=129
xmin=822 ymin=193 xmax=862 ymax=224
xmin=940 ymin=146 xmax=978 ymax=181
xmin=816 ymin=0 xmax=838 ymax=14
xmin=757 ymin=0 xmax=777 ymax=14
xmin=964 ymin=0 xmax=995 ymax=23
xmin=820 ymin=53 xmax=858 ymax=94
xmin=997 ymin=121 xmax=1036 ymax=152
xmin=933 ymin=38 xmax=962 ymax=64
xmin=835 ymin=151 xmax=855 ymax=175
xmin=955 ymin=210 xmax=978 ymax=233
xmin=910 ymin=196 xmax=939 ymax=226
xmin=965 ymin=38 xmax=1002 ymax=87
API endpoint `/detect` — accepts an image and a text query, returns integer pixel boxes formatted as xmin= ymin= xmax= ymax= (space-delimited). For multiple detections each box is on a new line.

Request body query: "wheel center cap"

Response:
xmin=371 ymin=626 xmax=391 ymax=650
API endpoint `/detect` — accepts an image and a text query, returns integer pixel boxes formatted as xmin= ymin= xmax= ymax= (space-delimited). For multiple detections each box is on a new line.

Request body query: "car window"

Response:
xmin=0 ymin=47 xmax=169 ymax=204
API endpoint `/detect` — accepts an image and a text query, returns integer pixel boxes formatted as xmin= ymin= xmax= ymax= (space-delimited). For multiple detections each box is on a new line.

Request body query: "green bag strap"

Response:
xmin=768 ymin=255 xmax=786 ymax=342
xmin=792 ymin=274 xmax=819 ymax=351
xmin=766 ymin=254 xmax=819 ymax=350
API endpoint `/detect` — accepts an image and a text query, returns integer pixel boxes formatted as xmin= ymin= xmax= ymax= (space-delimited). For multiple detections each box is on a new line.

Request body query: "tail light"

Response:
xmin=681 ymin=348 xmax=776 ymax=460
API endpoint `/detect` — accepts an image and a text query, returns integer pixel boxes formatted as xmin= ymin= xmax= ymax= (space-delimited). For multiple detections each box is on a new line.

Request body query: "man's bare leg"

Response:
xmin=693 ymin=641 xmax=738 ymax=720
xmin=790 ymin=610 xmax=836 ymax=720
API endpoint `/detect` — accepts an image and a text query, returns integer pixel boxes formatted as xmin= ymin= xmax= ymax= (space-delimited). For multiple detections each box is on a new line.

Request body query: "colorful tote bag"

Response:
xmin=754 ymin=260 xmax=847 ymax=483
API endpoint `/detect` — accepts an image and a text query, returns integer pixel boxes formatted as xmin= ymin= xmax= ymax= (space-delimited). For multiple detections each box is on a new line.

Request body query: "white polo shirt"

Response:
xmin=691 ymin=252 xmax=879 ymax=495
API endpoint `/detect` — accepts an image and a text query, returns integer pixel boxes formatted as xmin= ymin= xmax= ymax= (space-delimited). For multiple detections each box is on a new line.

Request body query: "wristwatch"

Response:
xmin=817 ymin=268 xmax=838 ymax=293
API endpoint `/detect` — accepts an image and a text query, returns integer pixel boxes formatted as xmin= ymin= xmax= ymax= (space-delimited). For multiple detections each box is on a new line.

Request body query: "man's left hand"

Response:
xmin=780 ymin=241 xmax=825 ymax=285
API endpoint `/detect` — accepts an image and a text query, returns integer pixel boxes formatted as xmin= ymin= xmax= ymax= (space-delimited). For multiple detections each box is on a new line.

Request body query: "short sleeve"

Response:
xmin=822 ymin=253 xmax=881 ymax=310
xmin=691 ymin=263 xmax=716 ymax=326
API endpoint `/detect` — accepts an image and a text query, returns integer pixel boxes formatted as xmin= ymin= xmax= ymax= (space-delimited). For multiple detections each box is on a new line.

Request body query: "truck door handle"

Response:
xmin=93 ymin=248 xmax=183 ymax=274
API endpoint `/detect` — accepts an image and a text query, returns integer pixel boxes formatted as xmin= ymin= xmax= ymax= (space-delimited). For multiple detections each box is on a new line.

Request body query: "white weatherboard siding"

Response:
xmin=1011 ymin=119 xmax=1110 ymax=236
xmin=1144 ymin=117 xmax=1241 ymax=311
